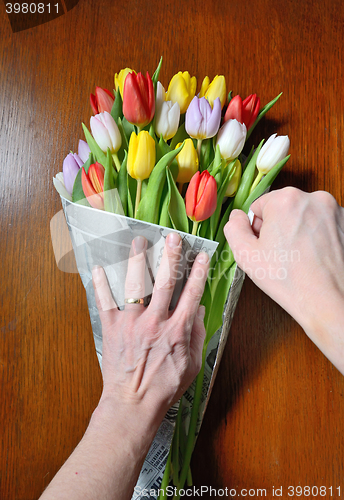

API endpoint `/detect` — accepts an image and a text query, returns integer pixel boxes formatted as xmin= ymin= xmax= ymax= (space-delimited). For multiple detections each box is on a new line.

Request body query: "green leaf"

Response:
xmin=199 ymin=138 xmax=214 ymax=172
xmin=170 ymin=122 xmax=188 ymax=150
xmin=241 ymin=155 xmax=291 ymax=213
xmin=166 ymin=167 xmax=189 ymax=232
xmin=159 ymin=188 xmax=172 ymax=228
xmin=152 ymin=56 xmax=163 ymax=90
xmin=246 ymin=92 xmax=282 ymax=140
xmin=208 ymin=160 xmax=236 ymax=239
xmin=128 ymin=173 xmax=137 ymax=217
xmin=72 ymin=153 xmax=94 ymax=206
xmin=205 ymin=262 xmax=237 ymax=343
xmin=122 ymin=117 xmax=135 ymax=140
xmin=227 ymin=90 xmax=233 ymax=103
xmin=82 ymin=123 xmax=107 ymax=166
xmin=136 ymin=144 xmax=184 ymax=224
xmin=110 ymin=88 xmax=123 ymax=124
xmin=118 ymin=152 xmax=128 ymax=216
xmin=232 ymin=139 xmax=264 ymax=210
xmin=208 ymin=145 xmax=223 ymax=179
xmin=103 ymin=149 xmax=118 ymax=213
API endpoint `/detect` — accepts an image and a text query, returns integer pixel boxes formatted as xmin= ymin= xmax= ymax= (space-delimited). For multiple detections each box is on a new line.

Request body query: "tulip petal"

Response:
xmin=90 ymin=115 xmax=112 ymax=153
xmin=194 ymin=173 xmax=217 ymax=221
xmin=185 ymin=171 xmax=200 ymax=220
xmin=78 ymin=140 xmax=91 ymax=163
xmin=95 ymin=87 xmax=114 ymax=114
xmin=205 ymin=97 xmax=221 ymax=138
xmin=224 ymin=95 xmax=243 ymax=123
xmin=63 ymin=153 xmax=81 ymax=195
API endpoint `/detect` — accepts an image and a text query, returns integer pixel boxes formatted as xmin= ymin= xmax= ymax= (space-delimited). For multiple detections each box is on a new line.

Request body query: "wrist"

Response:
xmin=299 ymin=290 xmax=344 ymax=375
xmin=89 ymin=394 xmax=163 ymax=457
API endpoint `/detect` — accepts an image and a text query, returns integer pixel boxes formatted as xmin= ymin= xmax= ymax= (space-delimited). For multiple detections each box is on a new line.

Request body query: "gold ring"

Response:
xmin=124 ymin=298 xmax=145 ymax=305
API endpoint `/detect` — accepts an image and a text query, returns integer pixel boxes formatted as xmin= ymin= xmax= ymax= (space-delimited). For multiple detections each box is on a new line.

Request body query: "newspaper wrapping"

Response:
xmin=55 ymin=197 xmax=245 ymax=499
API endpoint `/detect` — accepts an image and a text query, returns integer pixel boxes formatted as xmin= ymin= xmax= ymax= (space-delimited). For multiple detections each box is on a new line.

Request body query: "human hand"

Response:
xmin=224 ymin=187 xmax=344 ymax=374
xmin=92 ymin=232 xmax=209 ymax=423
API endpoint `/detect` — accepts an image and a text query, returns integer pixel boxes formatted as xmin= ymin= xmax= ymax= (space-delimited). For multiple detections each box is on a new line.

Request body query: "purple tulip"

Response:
xmin=185 ymin=96 xmax=222 ymax=140
xmin=78 ymin=140 xmax=91 ymax=163
xmin=63 ymin=153 xmax=81 ymax=195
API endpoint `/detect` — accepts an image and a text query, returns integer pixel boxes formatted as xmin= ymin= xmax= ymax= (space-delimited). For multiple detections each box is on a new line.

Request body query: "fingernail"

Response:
xmin=229 ymin=209 xmax=240 ymax=219
xmin=167 ymin=232 xmax=181 ymax=248
xmin=197 ymin=305 xmax=206 ymax=321
xmin=92 ymin=265 xmax=102 ymax=282
xmin=132 ymin=236 xmax=147 ymax=255
xmin=196 ymin=252 xmax=209 ymax=264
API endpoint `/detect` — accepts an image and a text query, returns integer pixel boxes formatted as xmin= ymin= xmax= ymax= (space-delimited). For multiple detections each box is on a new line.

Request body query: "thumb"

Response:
xmin=223 ymin=209 xmax=258 ymax=270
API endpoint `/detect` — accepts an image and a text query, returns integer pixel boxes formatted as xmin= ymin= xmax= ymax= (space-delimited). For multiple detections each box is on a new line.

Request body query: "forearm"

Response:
xmin=40 ymin=398 xmax=161 ymax=500
xmin=300 ymin=292 xmax=344 ymax=375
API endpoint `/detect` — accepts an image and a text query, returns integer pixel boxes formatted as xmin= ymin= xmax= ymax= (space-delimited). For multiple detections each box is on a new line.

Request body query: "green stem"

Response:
xmin=172 ymin=402 xmax=183 ymax=485
xmin=178 ymin=182 xmax=184 ymax=195
xmin=112 ymin=153 xmax=121 ymax=172
xmin=173 ymin=349 xmax=206 ymax=500
xmin=192 ymin=221 xmax=199 ymax=236
xmin=158 ymin=451 xmax=172 ymax=500
xmin=134 ymin=179 xmax=142 ymax=218
xmin=187 ymin=467 xmax=193 ymax=487
xmin=136 ymin=124 xmax=143 ymax=134
xmin=249 ymin=170 xmax=264 ymax=194
xmin=197 ymin=139 xmax=202 ymax=158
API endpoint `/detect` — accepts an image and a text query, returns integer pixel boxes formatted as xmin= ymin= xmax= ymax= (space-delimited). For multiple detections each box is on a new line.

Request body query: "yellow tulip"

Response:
xmin=166 ymin=71 xmax=197 ymax=114
xmin=176 ymin=139 xmax=199 ymax=184
xmin=114 ymin=68 xmax=136 ymax=98
xmin=199 ymin=75 xmax=227 ymax=109
xmin=127 ymin=131 xmax=156 ymax=181
xmin=225 ymin=159 xmax=242 ymax=197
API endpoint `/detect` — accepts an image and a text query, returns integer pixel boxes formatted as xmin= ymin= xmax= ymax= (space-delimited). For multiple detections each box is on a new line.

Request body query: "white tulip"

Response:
xmin=90 ymin=111 xmax=122 ymax=154
xmin=256 ymin=133 xmax=290 ymax=174
xmin=154 ymin=81 xmax=180 ymax=141
xmin=216 ymin=119 xmax=247 ymax=161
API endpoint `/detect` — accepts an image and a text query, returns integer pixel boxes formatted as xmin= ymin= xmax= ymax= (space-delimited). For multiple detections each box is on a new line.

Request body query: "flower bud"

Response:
xmin=185 ymin=170 xmax=217 ymax=222
xmin=175 ymin=139 xmax=199 ymax=184
xmin=81 ymin=162 xmax=105 ymax=210
xmin=90 ymin=111 xmax=122 ymax=154
xmin=225 ymin=159 xmax=242 ymax=197
xmin=166 ymin=71 xmax=197 ymax=114
xmin=216 ymin=119 xmax=247 ymax=161
xmin=114 ymin=68 xmax=136 ymax=98
xmin=185 ymin=96 xmax=221 ymax=140
xmin=199 ymin=75 xmax=227 ymax=109
xmin=63 ymin=153 xmax=81 ymax=195
xmin=90 ymin=87 xmax=114 ymax=115
xmin=256 ymin=134 xmax=290 ymax=174
xmin=123 ymin=71 xmax=155 ymax=127
xmin=154 ymin=82 xmax=180 ymax=141
xmin=127 ymin=131 xmax=156 ymax=181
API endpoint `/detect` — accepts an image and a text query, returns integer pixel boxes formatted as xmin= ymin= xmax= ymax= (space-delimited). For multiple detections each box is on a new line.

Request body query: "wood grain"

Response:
xmin=0 ymin=0 xmax=343 ymax=498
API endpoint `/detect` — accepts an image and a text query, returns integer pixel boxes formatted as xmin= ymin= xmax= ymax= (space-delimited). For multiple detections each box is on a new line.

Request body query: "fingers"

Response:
xmin=92 ymin=266 xmax=118 ymax=318
xmin=149 ymin=232 xmax=182 ymax=318
xmin=189 ymin=305 xmax=206 ymax=374
xmin=124 ymin=236 xmax=147 ymax=313
xmin=174 ymin=251 xmax=209 ymax=327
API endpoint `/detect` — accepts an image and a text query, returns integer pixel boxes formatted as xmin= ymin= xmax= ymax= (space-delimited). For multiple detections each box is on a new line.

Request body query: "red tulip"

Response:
xmin=122 ymin=71 xmax=155 ymax=127
xmin=81 ymin=162 xmax=105 ymax=210
xmin=242 ymin=94 xmax=260 ymax=130
xmin=90 ymin=87 xmax=115 ymax=115
xmin=185 ymin=171 xmax=217 ymax=222
xmin=224 ymin=94 xmax=260 ymax=131
xmin=223 ymin=95 xmax=243 ymax=124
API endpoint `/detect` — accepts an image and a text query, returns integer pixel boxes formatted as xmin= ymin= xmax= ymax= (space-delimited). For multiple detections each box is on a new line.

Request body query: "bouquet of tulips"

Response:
xmin=53 ymin=57 xmax=290 ymax=498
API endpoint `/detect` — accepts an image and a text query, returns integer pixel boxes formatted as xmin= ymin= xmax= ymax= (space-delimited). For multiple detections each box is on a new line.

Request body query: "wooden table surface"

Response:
xmin=1 ymin=0 xmax=344 ymax=498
